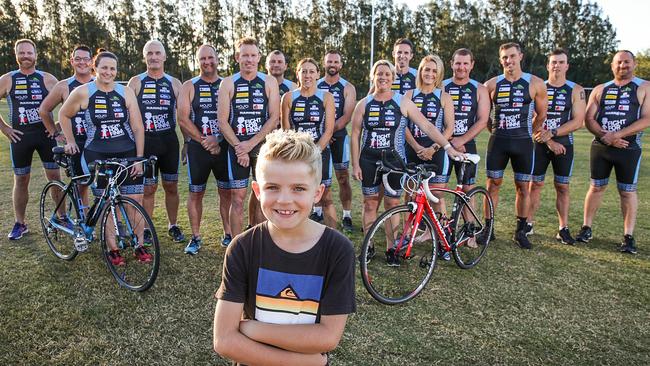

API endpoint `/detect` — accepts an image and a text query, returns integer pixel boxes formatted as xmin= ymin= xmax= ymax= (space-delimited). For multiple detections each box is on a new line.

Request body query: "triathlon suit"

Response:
xmin=359 ymin=93 xmax=407 ymax=197
xmin=67 ymin=76 xmax=93 ymax=176
xmin=486 ymin=73 xmax=536 ymax=182
xmin=318 ymin=77 xmax=350 ymax=170
xmin=226 ymin=72 xmax=269 ymax=189
xmin=6 ymin=70 xmax=57 ymax=175
xmin=391 ymin=67 xmax=417 ymax=95
xmin=405 ymin=88 xmax=449 ymax=183
xmin=590 ymin=77 xmax=646 ymax=192
xmin=532 ymin=81 xmax=576 ymax=184
xmin=136 ymin=73 xmax=179 ymax=186
xmin=278 ymin=79 xmax=293 ymax=97
xmin=443 ymin=78 xmax=480 ymax=185
xmin=186 ymin=76 xmax=227 ymax=192
xmin=82 ymin=82 xmax=141 ymax=196
xmin=288 ymin=89 xmax=332 ymax=187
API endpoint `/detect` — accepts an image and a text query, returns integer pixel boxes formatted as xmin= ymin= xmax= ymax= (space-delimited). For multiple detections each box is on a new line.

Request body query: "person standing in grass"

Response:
xmin=266 ymin=50 xmax=296 ymax=98
xmin=214 ymin=130 xmax=356 ymax=366
xmin=576 ymin=50 xmax=650 ymax=254
xmin=527 ymin=49 xmax=586 ymax=245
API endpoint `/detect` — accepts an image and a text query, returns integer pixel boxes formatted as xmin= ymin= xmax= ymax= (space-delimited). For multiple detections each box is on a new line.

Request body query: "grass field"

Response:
xmin=0 ymin=100 xmax=649 ymax=365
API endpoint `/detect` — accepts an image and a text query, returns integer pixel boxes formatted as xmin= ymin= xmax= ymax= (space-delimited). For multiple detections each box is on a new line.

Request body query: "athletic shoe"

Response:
xmin=438 ymin=249 xmax=451 ymax=261
xmin=524 ymin=222 xmax=534 ymax=236
xmin=108 ymin=250 xmax=125 ymax=266
xmin=575 ymin=226 xmax=592 ymax=243
xmin=221 ymin=234 xmax=232 ymax=248
xmin=143 ymin=228 xmax=153 ymax=247
xmin=134 ymin=247 xmax=153 ymax=263
xmin=8 ymin=222 xmax=28 ymax=240
xmin=309 ymin=212 xmax=324 ymax=223
xmin=385 ymin=248 xmax=400 ymax=267
xmin=476 ymin=226 xmax=494 ymax=245
xmin=513 ymin=230 xmax=532 ymax=249
xmin=52 ymin=216 xmax=74 ymax=231
xmin=342 ymin=217 xmax=353 ymax=233
xmin=619 ymin=235 xmax=637 ymax=254
xmin=184 ymin=236 xmax=202 ymax=255
xmin=168 ymin=225 xmax=185 ymax=243
xmin=556 ymin=227 xmax=576 ymax=245
xmin=359 ymin=245 xmax=376 ymax=264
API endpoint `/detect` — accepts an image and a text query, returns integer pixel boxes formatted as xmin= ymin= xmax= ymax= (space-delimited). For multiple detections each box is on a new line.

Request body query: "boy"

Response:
xmin=213 ymin=130 xmax=356 ymax=366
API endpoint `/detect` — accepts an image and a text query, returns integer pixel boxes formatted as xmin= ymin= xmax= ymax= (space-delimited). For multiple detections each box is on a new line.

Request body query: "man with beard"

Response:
xmin=39 ymin=45 xmax=94 ymax=205
xmin=127 ymin=40 xmax=186 ymax=245
xmin=313 ymin=50 xmax=357 ymax=232
xmin=576 ymin=50 xmax=649 ymax=254
xmin=178 ymin=44 xmax=231 ymax=254
xmin=0 ymin=39 xmax=59 ymax=240
xmin=266 ymin=50 xmax=296 ymax=97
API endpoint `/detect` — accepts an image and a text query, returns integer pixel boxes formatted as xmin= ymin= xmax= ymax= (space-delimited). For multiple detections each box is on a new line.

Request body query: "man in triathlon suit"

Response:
xmin=217 ymin=37 xmax=280 ymax=237
xmin=484 ymin=42 xmax=548 ymax=249
xmin=312 ymin=49 xmax=357 ymax=232
xmin=576 ymin=50 xmax=649 ymax=254
xmin=266 ymin=50 xmax=296 ymax=98
xmin=368 ymin=38 xmax=417 ymax=95
xmin=528 ymin=49 xmax=586 ymax=245
xmin=177 ymin=44 xmax=230 ymax=254
xmin=442 ymin=48 xmax=490 ymax=190
xmin=39 ymin=45 xmax=94 ymax=203
xmin=0 ymin=39 xmax=60 ymax=240
xmin=127 ymin=40 xmax=186 ymax=244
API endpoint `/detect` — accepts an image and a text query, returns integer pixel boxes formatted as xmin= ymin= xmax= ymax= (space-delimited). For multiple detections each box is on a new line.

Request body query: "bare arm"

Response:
xmin=126 ymin=75 xmax=140 ymax=96
xmin=441 ymin=92 xmax=454 ymax=141
xmin=59 ymin=86 xmax=88 ymax=153
xmin=177 ymin=80 xmax=202 ymax=142
xmin=584 ymin=85 xmax=604 ymax=137
xmin=124 ymin=88 xmax=144 ymax=157
xmin=280 ymin=92 xmax=292 ymax=130
xmin=213 ymin=301 xmax=327 ymax=366
xmin=319 ymin=92 xmax=335 ymax=151
xmin=531 ymin=76 xmax=548 ymax=133
xmin=171 ymin=77 xmax=188 ymax=140
xmin=239 ymin=314 xmax=348 ymax=354
xmin=334 ymin=83 xmax=357 ymax=133
xmin=483 ymin=78 xmax=497 ymax=134
xmin=217 ymin=77 xmax=239 ymax=146
xmin=558 ymin=85 xmax=586 ymax=136
xmin=43 ymin=72 xmax=58 ymax=92
xmin=350 ymin=99 xmax=366 ymax=181
xmin=451 ymin=83 xmax=489 ymax=148
xmin=39 ymin=80 xmax=66 ymax=137
xmin=0 ymin=73 xmax=23 ymax=142
xmin=402 ymin=98 xmax=464 ymax=160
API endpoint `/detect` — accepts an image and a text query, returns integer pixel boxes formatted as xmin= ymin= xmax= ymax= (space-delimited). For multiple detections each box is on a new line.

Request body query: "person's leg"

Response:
xmin=187 ymin=191 xmax=205 ymax=238
xmin=161 ymin=180 xmax=180 ymax=226
xmin=13 ymin=173 xmax=30 ymax=224
xmin=230 ymin=188 xmax=248 ymax=236
xmin=619 ymin=190 xmax=637 ymax=236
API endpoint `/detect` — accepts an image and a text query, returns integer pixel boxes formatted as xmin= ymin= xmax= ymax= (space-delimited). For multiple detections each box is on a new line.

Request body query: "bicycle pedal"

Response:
xmin=74 ymin=237 xmax=89 ymax=252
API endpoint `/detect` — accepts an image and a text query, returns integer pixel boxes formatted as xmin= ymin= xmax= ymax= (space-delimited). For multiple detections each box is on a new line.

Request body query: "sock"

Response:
xmin=516 ymin=217 xmax=527 ymax=232
xmin=313 ymin=206 xmax=323 ymax=215
xmin=343 ymin=210 xmax=351 ymax=219
xmin=169 ymin=223 xmax=178 ymax=229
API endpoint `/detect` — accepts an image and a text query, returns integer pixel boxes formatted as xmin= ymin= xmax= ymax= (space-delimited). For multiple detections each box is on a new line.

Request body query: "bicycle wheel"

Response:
xmin=100 ymin=196 xmax=160 ymax=292
xmin=39 ymin=180 xmax=78 ymax=261
xmin=360 ymin=204 xmax=438 ymax=305
xmin=451 ymin=186 xmax=494 ymax=269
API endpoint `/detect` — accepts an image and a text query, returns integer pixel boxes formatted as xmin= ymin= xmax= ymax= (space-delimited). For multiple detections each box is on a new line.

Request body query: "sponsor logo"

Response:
xmin=160 ymin=99 xmax=170 ymax=106
xmin=14 ymin=94 xmax=28 ymax=100
xmin=554 ymin=106 xmax=565 ymax=111
xmin=621 ymin=92 xmax=630 ymax=98
xmin=14 ymin=90 xmax=27 ymax=95
xmin=253 ymin=97 xmax=264 ymax=103
xmin=236 ymin=86 xmax=249 ymax=92
xmin=605 ymin=94 xmax=617 ymax=100
xmin=601 ymin=117 xmax=626 ymax=132
xmin=235 ymin=104 xmax=248 ymax=110
xmin=369 ymin=107 xmax=380 ymax=112
xmin=461 ymin=100 xmax=472 ymax=106
xmin=513 ymin=97 xmax=524 ymax=102
xmin=142 ymin=99 xmax=156 ymax=105
xmin=95 ymin=104 xmax=107 ymax=109
xmin=235 ymin=98 xmax=247 ymax=104
xmin=462 ymin=94 xmax=471 ymax=99
xmin=253 ymin=104 xmax=264 ymax=110
xmin=31 ymin=88 xmax=42 ymax=94
xmin=448 ymin=89 xmax=459 ymax=95
xmin=496 ymin=98 xmax=509 ymax=104
xmin=498 ymin=86 xmax=511 ymax=92
xmin=114 ymin=112 xmax=124 ymax=118
xmin=512 ymin=102 xmax=523 ymax=108
xmin=618 ymin=105 xmax=629 ymax=111
xmin=235 ymin=92 xmax=249 ymax=98
xmin=31 ymin=94 xmax=42 ymax=100
xmin=142 ymin=94 xmax=156 ymax=99
xmin=160 ymin=93 xmax=171 ymax=100
xmin=513 ymin=90 xmax=524 ymax=97
xmin=143 ymin=88 xmax=156 ymax=94
xmin=199 ymin=98 xmax=212 ymax=103
xmin=556 ymin=100 xmax=566 ymax=106
xmin=309 ymin=111 xmax=320 ymax=117
xmin=253 ymin=89 xmax=263 ymax=97
xmin=293 ymin=112 xmax=304 ymax=117
xmin=113 ymin=107 xmax=123 ymax=113
xmin=604 ymin=100 xmax=616 ymax=105
xmin=620 ymin=99 xmax=630 ymax=105
xmin=451 ymin=95 xmax=459 ymax=100
xmin=15 ymin=79 xmax=26 ymax=85
xmin=497 ymin=92 xmax=509 ymax=98
xmin=606 ymin=89 xmax=618 ymax=95
xmin=557 ymin=94 xmax=566 ymax=100
xmin=461 ymin=106 xmax=471 ymax=112
xmin=15 ymin=84 xmax=27 ymax=90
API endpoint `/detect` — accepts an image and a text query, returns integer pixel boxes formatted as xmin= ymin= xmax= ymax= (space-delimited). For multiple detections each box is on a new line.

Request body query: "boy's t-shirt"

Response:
xmin=216 ymin=222 xmax=356 ymax=324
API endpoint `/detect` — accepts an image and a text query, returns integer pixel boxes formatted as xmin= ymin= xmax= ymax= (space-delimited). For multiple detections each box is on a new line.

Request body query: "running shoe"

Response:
xmin=556 ymin=227 xmax=576 ymax=245
xmin=168 ymin=225 xmax=185 ymax=243
xmin=52 ymin=215 xmax=74 ymax=231
xmin=342 ymin=216 xmax=353 ymax=233
xmin=108 ymin=250 xmax=125 ymax=266
xmin=438 ymin=249 xmax=451 ymax=261
xmin=524 ymin=222 xmax=534 ymax=236
xmin=134 ymin=247 xmax=153 ymax=263
xmin=575 ymin=225 xmax=592 ymax=243
xmin=8 ymin=222 xmax=28 ymax=240
xmin=359 ymin=245 xmax=376 ymax=264
xmin=620 ymin=235 xmax=637 ymax=254
xmin=385 ymin=248 xmax=400 ymax=267
xmin=184 ymin=236 xmax=202 ymax=255
xmin=221 ymin=234 xmax=232 ymax=248
xmin=143 ymin=228 xmax=153 ymax=247
xmin=309 ymin=212 xmax=324 ymax=223
xmin=513 ymin=230 xmax=532 ymax=249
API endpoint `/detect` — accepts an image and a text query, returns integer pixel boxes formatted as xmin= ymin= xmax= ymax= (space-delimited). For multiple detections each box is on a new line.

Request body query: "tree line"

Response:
xmin=0 ymin=0 xmax=637 ymax=94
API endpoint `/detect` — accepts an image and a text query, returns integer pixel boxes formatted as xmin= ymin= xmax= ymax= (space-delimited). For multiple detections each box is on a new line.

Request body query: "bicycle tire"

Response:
xmin=39 ymin=180 xmax=79 ymax=261
xmin=451 ymin=186 xmax=494 ymax=269
xmin=360 ymin=204 xmax=438 ymax=305
xmin=100 ymin=196 xmax=160 ymax=292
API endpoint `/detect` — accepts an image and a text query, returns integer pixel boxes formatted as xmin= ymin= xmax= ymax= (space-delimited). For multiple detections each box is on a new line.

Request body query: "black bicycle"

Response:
xmin=39 ymin=146 xmax=160 ymax=292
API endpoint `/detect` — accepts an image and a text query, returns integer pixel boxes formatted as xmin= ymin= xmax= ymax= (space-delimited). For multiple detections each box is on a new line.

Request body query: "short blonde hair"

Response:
xmin=370 ymin=59 xmax=396 ymax=84
xmin=416 ymin=55 xmax=444 ymax=89
xmin=256 ymin=130 xmax=322 ymax=183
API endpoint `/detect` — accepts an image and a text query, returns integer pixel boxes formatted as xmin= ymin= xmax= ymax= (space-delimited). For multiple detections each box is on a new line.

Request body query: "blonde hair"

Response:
xmin=370 ymin=59 xmax=396 ymax=85
xmin=296 ymin=58 xmax=320 ymax=87
xmin=256 ymin=130 xmax=322 ymax=183
xmin=416 ymin=55 xmax=444 ymax=89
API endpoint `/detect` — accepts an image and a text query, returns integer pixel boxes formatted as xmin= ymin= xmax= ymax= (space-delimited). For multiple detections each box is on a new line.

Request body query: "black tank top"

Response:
xmin=317 ymin=77 xmax=349 ymax=137
xmin=362 ymin=93 xmax=407 ymax=159
xmin=136 ymin=73 xmax=176 ymax=136
xmin=190 ymin=76 xmax=222 ymax=138
xmin=288 ymin=89 xmax=327 ymax=144
xmin=408 ymin=88 xmax=443 ymax=148
xmin=545 ymin=81 xmax=575 ymax=146
xmin=279 ymin=79 xmax=293 ymax=97
xmin=492 ymin=73 xmax=535 ymax=139
xmin=84 ymin=83 xmax=135 ymax=153
xmin=67 ymin=76 xmax=93 ymax=145
xmin=596 ymin=77 xmax=646 ymax=150
xmin=8 ymin=70 xmax=49 ymax=134
xmin=229 ymin=72 xmax=269 ymax=141
xmin=391 ymin=67 xmax=417 ymax=95
xmin=443 ymin=78 xmax=479 ymax=141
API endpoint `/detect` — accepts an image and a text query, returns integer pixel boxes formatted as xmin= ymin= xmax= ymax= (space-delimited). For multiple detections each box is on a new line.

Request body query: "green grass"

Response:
xmin=1 ymin=100 xmax=649 ymax=365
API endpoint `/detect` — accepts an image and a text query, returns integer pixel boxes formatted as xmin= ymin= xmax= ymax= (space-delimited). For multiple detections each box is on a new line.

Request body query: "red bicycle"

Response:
xmin=360 ymin=152 xmax=494 ymax=304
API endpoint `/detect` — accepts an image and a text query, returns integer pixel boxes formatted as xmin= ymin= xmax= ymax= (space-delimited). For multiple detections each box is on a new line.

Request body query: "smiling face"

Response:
xmin=236 ymin=44 xmax=261 ymax=74
xmin=611 ymin=51 xmax=636 ymax=80
xmin=252 ymin=159 xmax=324 ymax=231
xmin=95 ymin=57 xmax=117 ymax=85
xmin=197 ymin=45 xmax=218 ymax=77
xmin=547 ymin=53 xmax=569 ymax=79
xmin=392 ymin=43 xmax=413 ymax=71
xmin=372 ymin=64 xmax=395 ymax=93
xmin=15 ymin=42 xmax=37 ymax=70
xmin=297 ymin=61 xmax=319 ymax=88
xmin=266 ymin=52 xmax=287 ymax=77
xmin=144 ymin=41 xmax=166 ymax=72
xmin=419 ymin=61 xmax=438 ymax=87
xmin=71 ymin=49 xmax=92 ymax=77
xmin=451 ymin=54 xmax=474 ymax=81
xmin=324 ymin=53 xmax=342 ymax=76
xmin=499 ymin=46 xmax=523 ymax=74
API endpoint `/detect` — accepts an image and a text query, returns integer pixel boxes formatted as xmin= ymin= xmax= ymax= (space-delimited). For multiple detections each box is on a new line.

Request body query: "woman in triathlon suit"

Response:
xmin=281 ymin=58 xmax=337 ymax=227
xmin=59 ymin=51 xmax=150 ymax=266
xmin=350 ymin=60 xmax=464 ymax=264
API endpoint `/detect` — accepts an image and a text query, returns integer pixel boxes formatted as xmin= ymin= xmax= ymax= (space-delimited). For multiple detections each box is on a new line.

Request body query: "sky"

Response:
xmin=395 ymin=0 xmax=649 ymax=54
